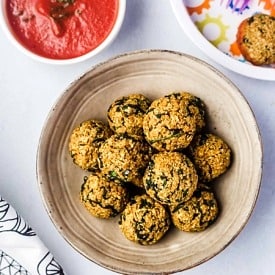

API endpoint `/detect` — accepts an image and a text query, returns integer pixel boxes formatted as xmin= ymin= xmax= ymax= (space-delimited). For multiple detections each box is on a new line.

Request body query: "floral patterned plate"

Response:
xmin=170 ymin=0 xmax=275 ymax=80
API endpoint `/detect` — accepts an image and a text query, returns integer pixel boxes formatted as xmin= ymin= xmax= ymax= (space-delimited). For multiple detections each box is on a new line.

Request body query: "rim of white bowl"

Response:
xmin=170 ymin=0 xmax=275 ymax=81
xmin=0 ymin=0 xmax=126 ymax=65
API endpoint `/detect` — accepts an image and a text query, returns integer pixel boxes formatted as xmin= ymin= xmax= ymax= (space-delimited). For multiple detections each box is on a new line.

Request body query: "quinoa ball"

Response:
xmin=188 ymin=133 xmax=231 ymax=183
xmin=236 ymin=14 xmax=275 ymax=66
xmin=143 ymin=152 xmax=198 ymax=205
xmin=119 ymin=194 xmax=171 ymax=245
xmin=80 ymin=173 xmax=129 ymax=219
xmin=107 ymin=94 xmax=151 ymax=136
xmin=143 ymin=93 xmax=198 ymax=151
xmin=98 ymin=134 xmax=152 ymax=188
xmin=68 ymin=120 xmax=113 ymax=171
xmin=170 ymin=185 xmax=219 ymax=232
xmin=180 ymin=91 xmax=206 ymax=132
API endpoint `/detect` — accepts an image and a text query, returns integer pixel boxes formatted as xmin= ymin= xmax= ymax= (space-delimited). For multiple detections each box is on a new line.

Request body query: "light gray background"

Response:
xmin=1 ymin=1 xmax=275 ymax=274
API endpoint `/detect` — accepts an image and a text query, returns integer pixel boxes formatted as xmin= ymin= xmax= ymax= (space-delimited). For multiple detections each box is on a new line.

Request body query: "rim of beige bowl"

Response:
xmin=0 ymin=0 xmax=126 ymax=65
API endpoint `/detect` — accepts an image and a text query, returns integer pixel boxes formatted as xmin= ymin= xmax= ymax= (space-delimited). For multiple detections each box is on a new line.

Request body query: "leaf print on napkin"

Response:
xmin=0 ymin=197 xmax=35 ymax=236
xmin=37 ymin=252 xmax=65 ymax=275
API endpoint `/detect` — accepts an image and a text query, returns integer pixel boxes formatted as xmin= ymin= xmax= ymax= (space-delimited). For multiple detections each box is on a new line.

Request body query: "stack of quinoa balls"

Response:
xmin=68 ymin=92 xmax=232 ymax=245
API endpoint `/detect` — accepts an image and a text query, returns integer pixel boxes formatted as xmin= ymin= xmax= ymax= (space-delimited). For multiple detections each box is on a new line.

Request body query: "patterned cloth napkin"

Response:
xmin=0 ymin=196 xmax=65 ymax=275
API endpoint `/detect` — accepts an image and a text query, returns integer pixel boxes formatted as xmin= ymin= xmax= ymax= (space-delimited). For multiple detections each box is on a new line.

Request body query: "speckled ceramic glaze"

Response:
xmin=37 ymin=50 xmax=262 ymax=274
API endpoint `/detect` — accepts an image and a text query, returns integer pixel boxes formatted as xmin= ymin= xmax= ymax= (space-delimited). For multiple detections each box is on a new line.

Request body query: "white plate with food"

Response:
xmin=37 ymin=50 xmax=262 ymax=274
xmin=170 ymin=0 xmax=275 ymax=80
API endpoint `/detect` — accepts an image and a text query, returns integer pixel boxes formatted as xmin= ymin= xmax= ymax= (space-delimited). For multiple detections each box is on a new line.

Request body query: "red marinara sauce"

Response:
xmin=6 ymin=0 xmax=119 ymax=59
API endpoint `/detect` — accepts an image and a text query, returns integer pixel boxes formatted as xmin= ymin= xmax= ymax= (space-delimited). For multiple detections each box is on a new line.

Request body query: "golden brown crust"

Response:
xmin=119 ymin=194 xmax=170 ymax=245
xmin=143 ymin=93 xmax=199 ymax=151
xmin=236 ymin=14 xmax=275 ymax=66
xmin=68 ymin=120 xmax=113 ymax=171
xmin=170 ymin=185 xmax=219 ymax=232
xmin=98 ymin=134 xmax=152 ymax=187
xmin=107 ymin=94 xmax=151 ymax=137
xmin=143 ymin=152 xmax=198 ymax=205
xmin=188 ymin=133 xmax=231 ymax=183
xmin=80 ymin=173 xmax=129 ymax=219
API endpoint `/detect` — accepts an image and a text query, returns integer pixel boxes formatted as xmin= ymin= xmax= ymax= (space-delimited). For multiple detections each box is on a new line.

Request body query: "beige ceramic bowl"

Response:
xmin=37 ymin=50 xmax=262 ymax=274
xmin=0 ymin=0 xmax=126 ymax=65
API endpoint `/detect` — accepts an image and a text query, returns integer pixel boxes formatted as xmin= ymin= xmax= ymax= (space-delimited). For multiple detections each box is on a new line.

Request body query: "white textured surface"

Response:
xmin=0 ymin=1 xmax=275 ymax=274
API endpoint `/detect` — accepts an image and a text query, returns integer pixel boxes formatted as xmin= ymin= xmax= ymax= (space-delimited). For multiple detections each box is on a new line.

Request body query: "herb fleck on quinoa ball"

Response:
xmin=170 ymin=184 xmax=219 ymax=232
xmin=119 ymin=194 xmax=171 ymax=245
xmin=80 ymin=173 xmax=129 ymax=219
xmin=143 ymin=152 xmax=198 ymax=205
xmin=98 ymin=134 xmax=152 ymax=188
xmin=143 ymin=93 xmax=202 ymax=151
xmin=188 ymin=133 xmax=231 ymax=183
xmin=107 ymin=94 xmax=151 ymax=136
xmin=68 ymin=120 xmax=113 ymax=171
xmin=180 ymin=91 xmax=206 ymax=132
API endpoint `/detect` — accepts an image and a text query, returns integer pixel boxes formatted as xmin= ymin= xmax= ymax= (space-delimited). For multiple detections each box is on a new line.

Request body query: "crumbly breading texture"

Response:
xmin=188 ymin=133 xmax=231 ymax=183
xmin=143 ymin=152 xmax=198 ymax=205
xmin=170 ymin=185 xmax=219 ymax=232
xmin=69 ymin=120 xmax=113 ymax=171
xmin=119 ymin=194 xmax=170 ymax=245
xmin=178 ymin=92 xmax=206 ymax=132
xmin=72 ymin=92 xmax=232 ymax=244
xmin=80 ymin=173 xmax=129 ymax=219
xmin=98 ymin=134 xmax=152 ymax=187
xmin=236 ymin=14 xmax=275 ymax=65
xmin=107 ymin=94 xmax=151 ymax=136
xmin=143 ymin=92 xmax=205 ymax=151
